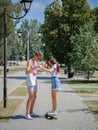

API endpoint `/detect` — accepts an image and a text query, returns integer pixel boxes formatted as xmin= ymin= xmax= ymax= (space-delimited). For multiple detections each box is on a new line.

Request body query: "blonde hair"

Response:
xmin=38 ymin=51 xmax=43 ymax=58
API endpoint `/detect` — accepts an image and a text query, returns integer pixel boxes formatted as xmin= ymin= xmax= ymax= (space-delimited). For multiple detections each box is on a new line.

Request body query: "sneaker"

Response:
xmin=30 ymin=113 xmax=40 ymax=118
xmin=47 ymin=110 xmax=57 ymax=116
xmin=25 ymin=114 xmax=33 ymax=120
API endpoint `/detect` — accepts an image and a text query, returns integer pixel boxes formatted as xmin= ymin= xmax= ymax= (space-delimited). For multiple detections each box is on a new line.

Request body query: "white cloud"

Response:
xmin=31 ymin=2 xmax=45 ymax=10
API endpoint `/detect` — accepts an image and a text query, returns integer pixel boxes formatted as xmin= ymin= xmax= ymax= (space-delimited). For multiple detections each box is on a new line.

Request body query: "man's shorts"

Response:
xmin=27 ymin=85 xmax=37 ymax=92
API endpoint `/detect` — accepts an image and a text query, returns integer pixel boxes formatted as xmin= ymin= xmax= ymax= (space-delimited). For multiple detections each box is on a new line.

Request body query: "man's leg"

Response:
xmin=30 ymin=92 xmax=37 ymax=114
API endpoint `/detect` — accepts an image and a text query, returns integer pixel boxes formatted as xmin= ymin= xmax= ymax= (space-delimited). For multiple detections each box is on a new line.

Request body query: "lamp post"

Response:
xmin=17 ymin=30 xmax=30 ymax=61
xmin=17 ymin=29 xmax=23 ymax=60
xmin=0 ymin=0 xmax=33 ymax=108
xmin=17 ymin=28 xmax=42 ymax=62
xmin=27 ymin=29 xmax=42 ymax=61
xmin=27 ymin=31 xmax=30 ymax=61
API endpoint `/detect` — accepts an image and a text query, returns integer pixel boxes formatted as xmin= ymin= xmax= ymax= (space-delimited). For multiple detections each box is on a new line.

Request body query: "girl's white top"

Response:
xmin=51 ymin=64 xmax=58 ymax=77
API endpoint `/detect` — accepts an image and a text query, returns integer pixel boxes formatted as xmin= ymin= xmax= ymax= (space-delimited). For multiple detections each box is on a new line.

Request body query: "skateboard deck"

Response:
xmin=45 ymin=112 xmax=57 ymax=120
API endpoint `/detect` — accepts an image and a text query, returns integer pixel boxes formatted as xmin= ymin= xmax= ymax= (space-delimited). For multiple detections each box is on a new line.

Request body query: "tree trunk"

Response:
xmin=87 ymin=70 xmax=90 ymax=80
xmin=68 ymin=65 xmax=74 ymax=78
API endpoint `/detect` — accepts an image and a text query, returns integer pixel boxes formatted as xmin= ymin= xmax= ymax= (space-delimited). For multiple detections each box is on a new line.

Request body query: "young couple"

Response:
xmin=25 ymin=52 xmax=61 ymax=119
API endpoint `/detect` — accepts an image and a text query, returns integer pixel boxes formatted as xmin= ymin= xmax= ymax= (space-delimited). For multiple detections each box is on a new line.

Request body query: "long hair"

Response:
xmin=46 ymin=56 xmax=60 ymax=73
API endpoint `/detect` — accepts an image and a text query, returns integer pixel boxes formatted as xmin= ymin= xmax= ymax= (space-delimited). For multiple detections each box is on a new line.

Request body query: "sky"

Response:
xmin=12 ymin=0 xmax=98 ymax=24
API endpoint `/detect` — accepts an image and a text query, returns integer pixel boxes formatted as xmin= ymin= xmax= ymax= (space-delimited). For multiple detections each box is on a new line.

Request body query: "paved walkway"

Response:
xmin=0 ymin=71 xmax=98 ymax=130
xmin=0 ymin=71 xmax=26 ymax=101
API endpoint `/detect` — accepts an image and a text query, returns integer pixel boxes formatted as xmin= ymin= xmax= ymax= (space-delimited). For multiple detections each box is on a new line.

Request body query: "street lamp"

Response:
xmin=25 ymin=29 xmax=42 ymax=61
xmin=17 ymin=28 xmax=42 ymax=62
xmin=17 ymin=30 xmax=30 ymax=61
xmin=20 ymin=0 xmax=33 ymax=13
xmin=38 ymin=28 xmax=42 ymax=38
xmin=17 ymin=29 xmax=23 ymax=38
xmin=0 ymin=0 xmax=33 ymax=108
xmin=17 ymin=29 xmax=23 ymax=61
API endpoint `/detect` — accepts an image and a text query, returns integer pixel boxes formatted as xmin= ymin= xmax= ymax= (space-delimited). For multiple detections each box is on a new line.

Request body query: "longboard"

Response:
xmin=45 ymin=112 xmax=57 ymax=120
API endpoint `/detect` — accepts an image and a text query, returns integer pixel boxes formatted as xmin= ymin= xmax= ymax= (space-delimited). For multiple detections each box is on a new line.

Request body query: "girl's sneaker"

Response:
xmin=25 ymin=114 xmax=33 ymax=120
xmin=47 ymin=110 xmax=57 ymax=116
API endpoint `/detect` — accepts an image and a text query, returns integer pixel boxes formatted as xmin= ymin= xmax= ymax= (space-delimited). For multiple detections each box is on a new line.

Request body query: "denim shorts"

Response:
xmin=51 ymin=77 xmax=61 ymax=90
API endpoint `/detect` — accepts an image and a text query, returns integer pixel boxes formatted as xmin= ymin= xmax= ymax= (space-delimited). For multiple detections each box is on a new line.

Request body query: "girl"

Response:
xmin=41 ymin=56 xmax=61 ymax=116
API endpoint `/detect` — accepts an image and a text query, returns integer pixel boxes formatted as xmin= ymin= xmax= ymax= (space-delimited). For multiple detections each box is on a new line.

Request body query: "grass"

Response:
xmin=0 ymin=85 xmax=27 ymax=122
xmin=0 ymin=70 xmax=18 ymax=75
xmin=9 ymin=87 xmax=28 ymax=96
xmin=84 ymin=101 xmax=98 ymax=122
xmin=21 ymin=81 xmax=26 ymax=86
xmin=73 ymin=88 xmax=98 ymax=97
xmin=0 ymin=99 xmax=23 ymax=122
xmin=67 ymin=80 xmax=98 ymax=86
xmin=67 ymin=79 xmax=98 ymax=122
xmin=73 ymin=88 xmax=98 ymax=94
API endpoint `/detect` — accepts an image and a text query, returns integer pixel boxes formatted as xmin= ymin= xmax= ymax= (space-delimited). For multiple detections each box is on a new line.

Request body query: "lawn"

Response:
xmin=0 ymin=99 xmax=23 ymax=122
xmin=9 ymin=87 xmax=28 ymax=96
xmin=67 ymin=77 xmax=98 ymax=122
xmin=67 ymin=80 xmax=98 ymax=86
xmin=0 ymin=82 xmax=27 ymax=122
xmin=84 ymin=101 xmax=98 ymax=122
xmin=73 ymin=88 xmax=98 ymax=97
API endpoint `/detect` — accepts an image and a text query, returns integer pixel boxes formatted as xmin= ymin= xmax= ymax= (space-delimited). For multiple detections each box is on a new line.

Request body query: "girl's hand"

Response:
xmin=40 ymin=65 xmax=44 ymax=69
xmin=42 ymin=64 xmax=48 ymax=68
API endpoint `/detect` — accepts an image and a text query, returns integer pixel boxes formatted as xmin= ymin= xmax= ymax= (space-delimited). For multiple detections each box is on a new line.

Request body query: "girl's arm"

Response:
xmin=41 ymin=66 xmax=53 ymax=73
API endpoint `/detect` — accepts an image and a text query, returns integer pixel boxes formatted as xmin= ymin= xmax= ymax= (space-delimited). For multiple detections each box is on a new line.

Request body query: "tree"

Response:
xmin=42 ymin=0 xmax=92 ymax=78
xmin=20 ymin=19 xmax=42 ymax=60
xmin=0 ymin=0 xmax=22 ymax=60
xmin=92 ymin=7 xmax=98 ymax=33
xmin=60 ymin=0 xmax=92 ymax=78
xmin=72 ymin=23 xmax=98 ymax=80
xmin=42 ymin=0 xmax=63 ymax=62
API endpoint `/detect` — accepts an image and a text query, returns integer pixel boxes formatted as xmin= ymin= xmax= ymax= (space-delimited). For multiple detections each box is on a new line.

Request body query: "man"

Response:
xmin=25 ymin=52 xmax=43 ymax=119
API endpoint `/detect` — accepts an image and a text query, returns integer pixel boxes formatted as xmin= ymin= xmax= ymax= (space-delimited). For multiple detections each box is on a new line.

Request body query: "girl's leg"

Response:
xmin=30 ymin=92 xmax=37 ymax=114
xmin=26 ymin=92 xmax=34 ymax=115
xmin=51 ymin=90 xmax=58 ymax=111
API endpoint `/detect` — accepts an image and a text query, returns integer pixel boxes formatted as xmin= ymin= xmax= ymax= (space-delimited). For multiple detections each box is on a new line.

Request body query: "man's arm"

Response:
xmin=25 ymin=61 xmax=32 ymax=74
xmin=26 ymin=61 xmax=41 ymax=74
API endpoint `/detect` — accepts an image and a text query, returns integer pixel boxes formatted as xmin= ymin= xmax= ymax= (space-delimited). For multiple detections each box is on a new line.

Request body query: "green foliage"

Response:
xmin=61 ymin=0 xmax=92 ymax=65
xmin=42 ymin=0 xmax=92 ymax=66
xmin=0 ymin=0 xmax=22 ymax=60
xmin=42 ymin=0 xmax=98 ymax=78
xmin=20 ymin=19 xmax=42 ymax=60
xmin=0 ymin=0 xmax=22 ymax=39
xmin=42 ymin=0 xmax=64 ymax=62
xmin=92 ymin=7 xmax=98 ymax=33
xmin=72 ymin=23 xmax=98 ymax=72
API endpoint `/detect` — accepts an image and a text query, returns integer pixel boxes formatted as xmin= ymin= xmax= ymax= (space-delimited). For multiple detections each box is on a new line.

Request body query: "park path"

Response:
xmin=0 ymin=71 xmax=98 ymax=130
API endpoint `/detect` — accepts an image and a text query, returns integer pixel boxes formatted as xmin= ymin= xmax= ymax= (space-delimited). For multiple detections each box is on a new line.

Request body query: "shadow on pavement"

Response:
xmin=7 ymin=76 xmax=26 ymax=80
xmin=58 ymin=108 xmax=90 ymax=114
xmin=0 ymin=115 xmax=25 ymax=121
xmin=66 ymin=108 xmax=90 ymax=113
xmin=11 ymin=114 xmax=46 ymax=120
xmin=59 ymin=90 xmax=75 ymax=93
xmin=2 ymin=75 xmax=67 ymax=83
